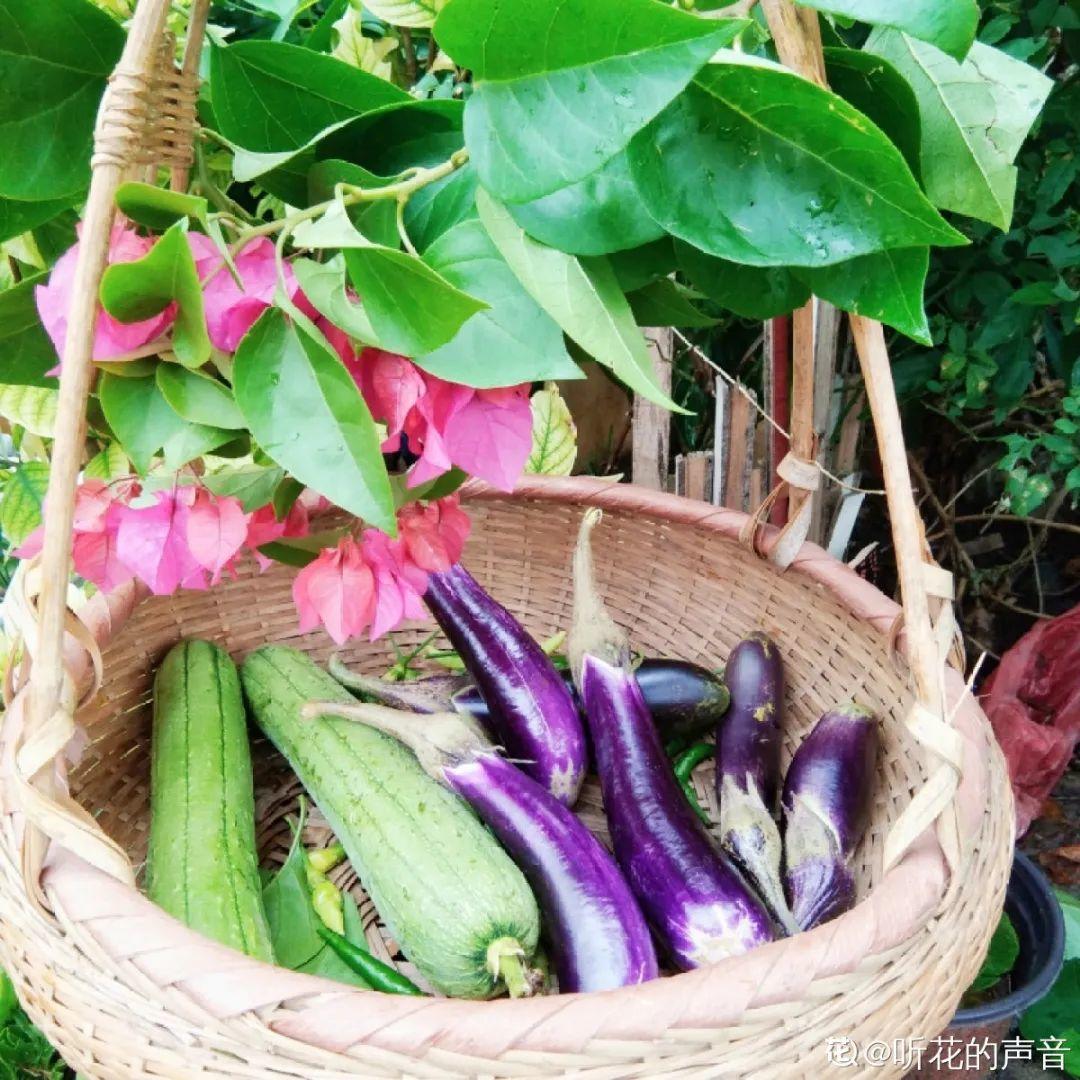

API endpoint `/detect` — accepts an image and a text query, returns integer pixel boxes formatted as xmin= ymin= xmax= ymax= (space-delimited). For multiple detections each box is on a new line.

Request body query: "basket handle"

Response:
xmin=8 ymin=0 xmax=206 ymax=894
xmin=762 ymin=0 xmax=965 ymax=875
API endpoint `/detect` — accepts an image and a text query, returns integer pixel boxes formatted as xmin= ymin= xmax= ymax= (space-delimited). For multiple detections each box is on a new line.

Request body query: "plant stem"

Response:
xmin=233 ymin=149 xmax=470 ymax=246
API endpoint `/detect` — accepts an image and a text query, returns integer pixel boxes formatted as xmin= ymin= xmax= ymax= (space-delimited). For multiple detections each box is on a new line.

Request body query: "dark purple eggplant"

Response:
xmin=782 ymin=703 xmax=879 ymax=930
xmin=567 ymin=509 xmax=775 ymax=968
xmin=424 ymin=564 xmax=587 ymax=805
xmin=715 ymin=632 xmax=797 ymax=934
xmin=301 ymin=700 xmax=659 ymax=993
xmin=329 ymin=654 xmax=729 ymax=744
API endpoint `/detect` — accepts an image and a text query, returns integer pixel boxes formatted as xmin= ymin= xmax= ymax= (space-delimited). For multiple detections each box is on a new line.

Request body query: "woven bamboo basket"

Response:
xmin=0 ymin=0 xmax=1014 ymax=1077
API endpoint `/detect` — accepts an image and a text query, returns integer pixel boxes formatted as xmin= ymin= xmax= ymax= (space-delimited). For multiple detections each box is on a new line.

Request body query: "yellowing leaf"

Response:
xmin=526 ymin=383 xmax=577 ymax=476
xmin=0 ymin=383 xmax=58 ymax=436
xmin=332 ymin=7 xmax=398 ymax=80
xmin=84 ymin=442 xmax=130 ymax=481
xmin=364 ymin=0 xmax=448 ymax=29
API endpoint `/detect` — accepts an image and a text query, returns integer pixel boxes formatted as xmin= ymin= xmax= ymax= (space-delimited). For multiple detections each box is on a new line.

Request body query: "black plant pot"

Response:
xmin=907 ymin=850 xmax=1065 ymax=1080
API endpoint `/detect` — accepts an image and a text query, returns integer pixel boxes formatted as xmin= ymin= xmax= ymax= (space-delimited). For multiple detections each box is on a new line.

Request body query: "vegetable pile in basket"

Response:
xmin=146 ymin=510 xmax=880 ymax=998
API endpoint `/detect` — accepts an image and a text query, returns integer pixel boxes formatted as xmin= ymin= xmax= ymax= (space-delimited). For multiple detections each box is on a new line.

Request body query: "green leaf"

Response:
xmin=364 ymin=0 xmax=448 ymax=28
xmin=629 ymin=54 xmax=966 ymax=267
xmin=272 ymin=476 xmax=304 ymax=520
xmin=0 ymin=273 xmax=59 ymax=388
xmin=343 ymin=244 xmax=488 ymax=357
xmin=800 ymin=248 xmax=931 ymax=343
xmin=307 ymin=160 xmax=400 ymax=248
xmin=1004 ymin=467 xmax=1054 ymax=515
xmin=419 ymin=219 xmax=582 ymax=387
xmin=526 ymin=383 xmax=576 ymax=475
xmin=1060 ymin=889 xmax=1080 ymax=962
xmin=676 ymin=242 xmax=809 ymax=319
xmin=99 ymin=373 xmax=233 ymax=474
xmin=203 ymin=463 xmax=285 ymax=512
xmin=625 ymin=277 xmax=718 ymax=329
xmin=210 ymin=40 xmax=408 ymax=154
xmin=0 ymin=196 xmax=73 ymax=245
xmin=115 ymin=182 xmax=208 ymax=231
xmin=83 ymin=442 xmax=129 ymax=481
xmin=99 ymin=221 xmax=210 ymax=368
xmin=155 ymin=364 xmax=245 ymax=429
xmin=0 ymin=0 xmax=124 ymax=200
xmin=233 ymin=308 xmax=395 ymax=532
xmin=823 ymin=47 xmax=922 ymax=179
xmin=795 ymin=0 xmax=978 ymax=61
xmin=506 ymin=151 xmax=665 ymax=257
xmin=477 ymin=189 xmax=683 ymax=411
xmin=968 ymin=911 xmax=1019 ymax=991
xmin=0 ymin=384 xmax=57 ymax=436
xmin=0 ymin=461 xmax=49 ymax=546
xmin=1020 ymin=959 xmax=1080 ymax=1077
xmin=257 ymin=528 xmax=349 ymax=568
xmin=437 ymin=0 xmax=744 ymax=203
xmin=609 ymin=237 xmax=677 ymax=293
xmin=292 ymin=257 xmax=381 ymax=346
xmin=865 ymin=32 xmax=1054 ymax=231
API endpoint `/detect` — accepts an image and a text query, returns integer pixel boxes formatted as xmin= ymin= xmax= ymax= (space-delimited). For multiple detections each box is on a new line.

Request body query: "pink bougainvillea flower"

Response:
xmin=187 ymin=489 xmax=249 ymax=584
xmin=188 ymin=234 xmax=301 ymax=353
xmin=397 ymin=495 xmax=471 ymax=573
xmin=71 ymin=503 xmax=135 ymax=593
xmin=244 ymin=500 xmax=310 ymax=571
xmin=440 ymin=386 xmax=532 ymax=493
xmin=36 ymin=223 xmax=173 ymax=366
xmin=361 ymin=528 xmax=429 ymax=640
xmin=347 ymin=348 xmax=426 ymax=444
xmin=403 ymin=375 xmax=474 ymax=488
xmin=115 ymin=488 xmax=208 ymax=595
xmin=292 ymin=536 xmax=375 ymax=646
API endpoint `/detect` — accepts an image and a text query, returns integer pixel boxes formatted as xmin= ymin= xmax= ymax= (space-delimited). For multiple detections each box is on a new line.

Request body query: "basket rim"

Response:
xmin=2 ymin=478 xmax=1007 ymax=1066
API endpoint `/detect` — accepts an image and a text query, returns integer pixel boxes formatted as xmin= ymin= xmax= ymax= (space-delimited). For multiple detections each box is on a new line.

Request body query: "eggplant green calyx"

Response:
xmin=568 ymin=508 xmax=629 ymax=682
xmin=486 ymin=937 xmax=543 ymax=998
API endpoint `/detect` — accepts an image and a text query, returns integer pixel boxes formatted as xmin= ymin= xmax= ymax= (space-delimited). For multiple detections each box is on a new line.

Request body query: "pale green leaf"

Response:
xmin=292 ymin=257 xmax=382 ymax=347
xmin=477 ymin=189 xmax=683 ymax=411
xmin=83 ymin=443 xmax=129 ymax=482
xmin=156 ymin=364 xmax=246 ymax=430
xmin=203 ymin=462 xmax=285 ymax=512
xmin=0 ymin=384 xmax=58 ymax=436
xmin=0 ymin=461 xmax=49 ymax=546
xmin=865 ymin=31 xmax=1053 ymax=230
xmin=364 ymin=0 xmax=447 ymax=28
xmin=526 ymin=384 xmax=577 ymax=476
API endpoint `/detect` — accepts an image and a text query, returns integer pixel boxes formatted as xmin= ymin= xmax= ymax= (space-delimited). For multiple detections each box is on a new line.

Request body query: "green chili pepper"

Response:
xmin=316 ymin=927 xmax=424 ymax=996
xmin=307 ymin=844 xmax=346 ymax=875
xmin=673 ymin=741 xmax=714 ymax=826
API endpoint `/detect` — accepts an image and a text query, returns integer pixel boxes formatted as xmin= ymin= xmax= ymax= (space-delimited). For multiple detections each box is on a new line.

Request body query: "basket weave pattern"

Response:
xmin=2 ymin=482 xmax=1011 ymax=1077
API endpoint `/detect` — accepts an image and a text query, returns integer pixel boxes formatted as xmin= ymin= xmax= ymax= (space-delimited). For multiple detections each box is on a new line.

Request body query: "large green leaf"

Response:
xmin=507 ymin=151 xmax=665 ymax=257
xmin=233 ymin=309 xmax=395 ymax=533
xmin=0 ymin=461 xmax=49 ymax=546
xmin=477 ymin=190 xmax=682 ymax=411
xmin=824 ymin=47 xmax=922 ymax=179
xmin=364 ymin=0 xmax=448 ymax=28
xmin=203 ymin=463 xmax=285 ymax=513
xmin=0 ymin=273 xmax=59 ymax=388
xmin=99 ymin=373 xmax=232 ymax=474
xmin=0 ymin=0 xmax=123 ymax=200
xmin=419 ymin=219 xmax=582 ymax=387
xmin=795 ymin=0 xmax=978 ymax=61
xmin=0 ymin=197 xmax=73 ymax=245
xmin=628 ymin=54 xmax=966 ymax=267
xmin=865 ymin=31 xmax=1053 ymax=231
xmin=209 ymin=40 xmax=408 ymax=154
xmin=99 ymin=221 xmax=210 ymax=368
xmin=609 ymin=237 xmax=677 ymax=292
xmin=156 ymin=364 xmax=245 ymax=430
xmin=676 ymin=242 xmax=810 ymax=319
xmin=625 ymin=278 xmax=717 ymax=329
xmin=437 ymin=0 xmax=744 ymax=203
xmin=343 ymin=246 xmax=488 ymax=357
xmin=800 ymin=248 xmax=931 ymax=343
xmin=307 ymin=160 xmax=399 ymax=248
xmin=0 ymin=384 xmax=58 ymax=436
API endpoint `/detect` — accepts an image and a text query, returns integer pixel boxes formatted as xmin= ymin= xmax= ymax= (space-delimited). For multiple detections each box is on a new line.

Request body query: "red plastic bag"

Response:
xmin=980 ymin=602 xmax=1080 ymax=835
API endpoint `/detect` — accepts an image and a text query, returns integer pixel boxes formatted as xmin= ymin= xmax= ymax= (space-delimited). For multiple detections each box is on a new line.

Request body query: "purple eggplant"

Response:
xmin=328 ymin=654 xmax=730 ymax=744
xmin=567 ymin=509 xmax=775 ymax=968
xmin=424 ymin=564 xmax=587 ymax=805
xmin=301 ymin=701 xmax=658 ymax=993
xmin=782 ymin=703 xmax=879 ymax=930
xmin=715 ymin=632 xmax=797 ymax=933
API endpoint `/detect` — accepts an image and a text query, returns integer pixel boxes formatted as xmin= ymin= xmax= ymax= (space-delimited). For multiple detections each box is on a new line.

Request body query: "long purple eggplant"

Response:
xmin=328 ymin=654 xmax=730 ymax=743
xmin=300 ymin=701 xmax=659 ymax=993
xmin=424 ymin=564 xmax=587 ymax=805
xmin=782 ymin=703 xmax=879 ymax=930
xmin=715 ymin=632 xmax=797 ymax=934
xmin=567 ymin=509 xmax=775 ymax=968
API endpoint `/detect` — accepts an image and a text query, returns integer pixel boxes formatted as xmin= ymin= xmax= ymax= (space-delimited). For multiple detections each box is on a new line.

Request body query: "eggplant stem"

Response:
xmin=486 ymin=937 xmax=542 ymax=999
xmin=568 ymin=508 xmax=628 ymax=680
